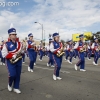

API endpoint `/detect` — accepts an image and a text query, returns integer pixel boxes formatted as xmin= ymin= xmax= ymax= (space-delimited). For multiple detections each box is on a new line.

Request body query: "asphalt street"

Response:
xmin=0 ymin=56 xmax=100 ymax=100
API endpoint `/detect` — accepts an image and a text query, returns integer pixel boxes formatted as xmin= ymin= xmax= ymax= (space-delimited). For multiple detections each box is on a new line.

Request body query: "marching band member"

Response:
xmin=84 ymin=42 xmax=88 ymax=58
xmin=22 ymin=40 xmax=26 ymax=63
xmin=26 ymin=50 xmax=29 ymax=57
xmin=34 ymin=43 xmax=38 ymax=65
xmin=1 ymin=25 xmax=23 ymax=94
xmin=74 ymin=34 xmax=86 ymax=71
xmin=99 ymin=44 xmax=100 ymax=59
xmin=0 ymin=40 xmax=5 ymax=65
xmin=45 ymin=46 xmax=48 ymax=57
xmin=43 ymin=46 xmax=45 ymax=56
xmin=67 ymin=40 xmax=74 ymax=64
xmin=87 ymin=41 xmax=92 ymax=60
xmin=50 ymin=33 xmax=64 ymax=80
xmin=26 ymin=33 xmax=35 ymax=72
xmin=91 ymin=37 xmax=99 ymax=65
xmin=0 ymin=43 xmax=3 ymax=65
xmin=64 ymin=42 xmax=69 ymax=60
xmin=63 ymin=43 xmax=66 ymax=60
xmin=39 ymin=42 xmax=44 ymax=61
xmin=73 ymin=42 xmax=78 ymax=59
xmin=47 ymin=38 xmax=54 ymax=67
xmin=22 ymin=51 xmax=25 ymax=63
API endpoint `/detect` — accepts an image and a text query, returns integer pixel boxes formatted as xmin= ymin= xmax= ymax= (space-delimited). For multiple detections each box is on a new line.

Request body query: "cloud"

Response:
xmin=0 ymin=0 xmax=6 ymax=2
xmin=0 ymin=0 xmax=100 ymax=42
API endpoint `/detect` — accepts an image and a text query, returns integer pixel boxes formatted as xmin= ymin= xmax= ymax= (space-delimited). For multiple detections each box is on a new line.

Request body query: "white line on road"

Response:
xmin=23 ymin=64 xmax=70 ymax=74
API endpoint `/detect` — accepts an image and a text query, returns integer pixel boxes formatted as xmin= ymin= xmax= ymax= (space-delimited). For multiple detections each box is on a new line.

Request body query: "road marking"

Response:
xmin=23 ymin=64 xmax=70 ymax=74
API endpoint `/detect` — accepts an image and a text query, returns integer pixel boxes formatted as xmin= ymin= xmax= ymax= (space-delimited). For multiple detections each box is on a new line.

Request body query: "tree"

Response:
xmin=84 ymin=35 xmax=92 ymax=40
xmin=95 ymin=31 xmax=100 ymax=42
xmin=85 ymin=32 xmax=100 ymax=42
xmin=96 ymin=31 xmax=100 ymax=35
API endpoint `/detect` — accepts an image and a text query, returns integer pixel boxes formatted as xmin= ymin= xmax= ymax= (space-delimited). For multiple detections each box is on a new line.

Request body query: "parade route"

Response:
xmin=0 ymin=56 xmax=100 ymax=100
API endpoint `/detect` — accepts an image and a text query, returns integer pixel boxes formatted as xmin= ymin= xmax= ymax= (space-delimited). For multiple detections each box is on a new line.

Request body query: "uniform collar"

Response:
xmin=54 ymin=40 xmax=59 ymax=43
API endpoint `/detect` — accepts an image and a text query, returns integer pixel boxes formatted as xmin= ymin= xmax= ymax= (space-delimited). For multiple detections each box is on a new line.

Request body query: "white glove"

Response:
xmin=31 ymin=42 xmax=35 ymax=45
xmin=96 ymin=48 xmax=99 ymax=51
xmin=57 ymin=50 xmax=60 ymax=54
xmin=12 ymin=54 xmax=16 ymax=59
xmin=80 ymin=48 xmax=83 ymax=51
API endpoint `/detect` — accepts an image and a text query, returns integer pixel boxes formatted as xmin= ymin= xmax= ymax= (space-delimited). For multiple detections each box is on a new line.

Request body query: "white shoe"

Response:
xmin=87 ymin=58 xmax=91 ymax=60
xmin=13 ymin=89 xmax=21 ymax=94
xmin=70 ymin=62 xmax=72 ymax=64
xmin=74 ymin=64 xmax=78 ymax=71
xmin=8 ymin=85 xmax=12 ymax=92
xmin=30 ymin=69 xmax=33 ymax=72
xmin=23 ymin=62 xmax=25 ymax=63
xmin=0 ymin=62 xmax=2 ymax=65
xmin=80 ymin=69 xmax=86 ymax=72
xmin=67 ymin=60 xmax=70 ymax=63
xmin=34 ymin=63 xmax=36 ymax=66
xmin=51 ymin=65 xmax=54 ymax=68
xmin=93 ymin=62 xmax=98 ymax=66
xmin=56 ymin=77 xmax=62 ymax=80
xmin=28 ymin=67 xmax=30 ymax=72
xmin=53 ymin=74 xmax=57 ymax=80
xmin=39 ymin=59 xmax=42 ymax=61
xmin=67 ymin=60 xmax=72 ymax=64
xmin=47 ymin=63 xmax=49 ymax=67
xmin=3 ymin=63 xmax=5 ymax=65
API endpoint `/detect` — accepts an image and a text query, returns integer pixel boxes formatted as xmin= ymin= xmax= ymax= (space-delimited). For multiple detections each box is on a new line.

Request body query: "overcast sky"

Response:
xmin=0 ymin=0 xmax=100 ymax=42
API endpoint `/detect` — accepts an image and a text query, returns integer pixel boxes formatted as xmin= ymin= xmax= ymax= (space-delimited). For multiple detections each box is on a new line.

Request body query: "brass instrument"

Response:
xmin=10 ymin=53 xmax=22 ymax=64
xmin=31 ymin=40 xmax=39 ymax=51
xmin=33 ymin=43 xmax=38 ymax=52
xmin=94 ymin=43 xmax=99 ymax=52
xmin=42 ymin=46 xmax=45 ymax=52
xmin=56 ymin=43 xmax=65 ymax=57
xmin=70 ymin=45 xmax=74 ymax=52
xmin=10 ymin=40 xmax=27 ymax=64
xmin=98 ymin=45 xmax=100 ymax=51
xmin=95 ymin=48 xmax=99 ymax=52
xmin=79 ymin=45 xmax=87 ymax=52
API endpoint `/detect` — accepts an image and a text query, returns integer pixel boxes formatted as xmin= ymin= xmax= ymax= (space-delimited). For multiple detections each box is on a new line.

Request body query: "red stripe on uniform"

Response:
xmin=6 ymin=42 xmax=22 ymax=59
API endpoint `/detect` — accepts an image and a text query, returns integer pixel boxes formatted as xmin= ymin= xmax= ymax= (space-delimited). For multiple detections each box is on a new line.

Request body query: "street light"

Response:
xmin=44 ymin=30 xmax=45 ymax=46
xmin=34 ymin=22 xmax=43 ymax=42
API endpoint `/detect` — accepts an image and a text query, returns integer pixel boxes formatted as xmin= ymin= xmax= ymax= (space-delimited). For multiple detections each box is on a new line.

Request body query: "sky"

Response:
xmin=0 ymin=0 xmax=100 ymax=42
